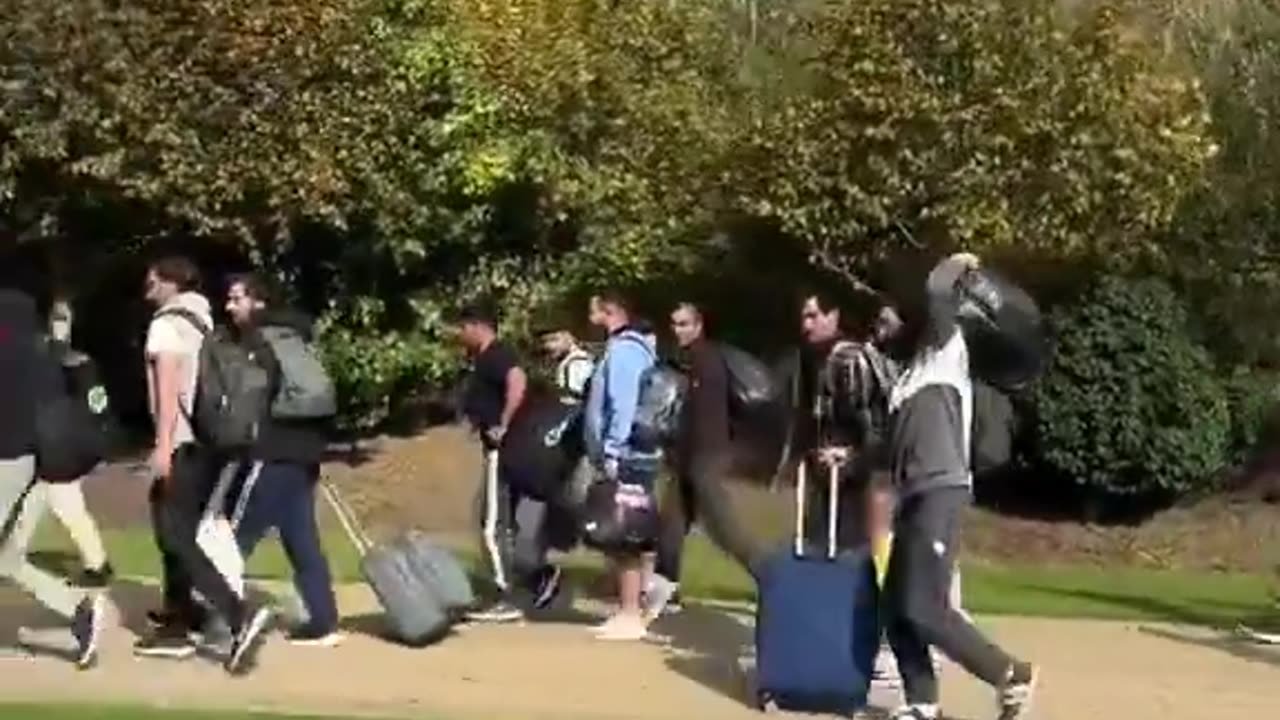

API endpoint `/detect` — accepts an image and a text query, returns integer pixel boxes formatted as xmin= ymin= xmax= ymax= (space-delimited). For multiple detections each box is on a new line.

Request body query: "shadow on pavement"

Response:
xmin=653 ymin=604 xmax=755 ymax=708
xmin=1139 ymin=625 xmax=1280 ymax=670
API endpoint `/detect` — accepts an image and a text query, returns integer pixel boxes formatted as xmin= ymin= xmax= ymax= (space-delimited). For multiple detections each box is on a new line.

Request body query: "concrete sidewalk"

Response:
xmin=2 ymin=583 xmax=1278 ymax=720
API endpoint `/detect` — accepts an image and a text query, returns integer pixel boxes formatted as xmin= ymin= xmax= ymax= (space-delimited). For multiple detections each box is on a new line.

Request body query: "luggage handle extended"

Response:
xmin=793 ymin=459 xmax=841 ymax=560
xmin=320 ymin=477 xmax=373 ymax=557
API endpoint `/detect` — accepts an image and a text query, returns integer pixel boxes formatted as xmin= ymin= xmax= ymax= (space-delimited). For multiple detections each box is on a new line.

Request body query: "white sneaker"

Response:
xmin=642 ymin=576 xmax=678 ymax=621
xmin=593 ymin=613 xmax=648 ymax=641
xmin=890 ymin=705 xmax=939 ymax=720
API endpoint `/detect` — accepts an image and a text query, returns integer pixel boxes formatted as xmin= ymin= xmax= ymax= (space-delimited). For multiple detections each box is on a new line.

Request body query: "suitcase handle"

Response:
xmin=320 ymin=477 xmax=373 ymax=557
xmin=793 ymin=459 xmax=841 ymax=560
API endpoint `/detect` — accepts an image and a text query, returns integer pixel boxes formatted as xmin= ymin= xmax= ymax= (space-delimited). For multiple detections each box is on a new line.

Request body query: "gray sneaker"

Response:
xmin=465 ymin=600 xmax=524 ymax=623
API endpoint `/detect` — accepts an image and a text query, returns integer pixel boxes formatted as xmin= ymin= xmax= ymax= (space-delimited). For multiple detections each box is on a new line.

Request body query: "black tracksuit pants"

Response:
xmin=884 ymin=486 xmax=1012 ymax=704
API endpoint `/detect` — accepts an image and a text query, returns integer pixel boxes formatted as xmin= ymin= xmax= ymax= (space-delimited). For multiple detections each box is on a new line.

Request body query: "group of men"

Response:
xmin=454 ymin=253 xmax=1036 ymax=720
xmin=0 ymin=256 xmax=342 ymax=676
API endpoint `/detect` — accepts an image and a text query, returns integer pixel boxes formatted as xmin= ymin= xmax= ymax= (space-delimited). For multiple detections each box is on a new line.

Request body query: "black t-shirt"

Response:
xmin=0 ymin=290 xmax=38 ymax=460
xmin=464 ymin=340 xmax=520 ymax=434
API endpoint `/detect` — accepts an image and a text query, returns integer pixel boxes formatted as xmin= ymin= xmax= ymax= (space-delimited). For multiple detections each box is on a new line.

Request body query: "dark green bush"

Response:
xmin=1224 ymin=367 xmax=1280 ymax=459
xmin=1033 ymin=276 xmax=1230 ymax=497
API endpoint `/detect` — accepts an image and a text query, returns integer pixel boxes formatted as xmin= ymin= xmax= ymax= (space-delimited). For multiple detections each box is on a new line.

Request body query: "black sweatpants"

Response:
xmin=149 ymin=445 xmax=247 ymax=633
xmin=654 ymin=453 xmax=760 ymax=582
xmin=884 ymin=486 xmax=1013 ymax=705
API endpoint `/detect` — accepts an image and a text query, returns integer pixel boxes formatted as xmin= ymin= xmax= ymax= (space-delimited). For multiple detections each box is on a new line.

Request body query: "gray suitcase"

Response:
xmin=321 ymin=481 xmax=473 ymax=646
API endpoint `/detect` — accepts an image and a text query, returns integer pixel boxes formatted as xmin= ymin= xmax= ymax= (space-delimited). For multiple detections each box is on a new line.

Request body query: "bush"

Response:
xmin=1224 ymin=367 xmax=1280 ymax=458
xmin=1034 ymin=276 xmax=1230 ymax=497
xmin=315 ymin=298 xmax=459 ymax=433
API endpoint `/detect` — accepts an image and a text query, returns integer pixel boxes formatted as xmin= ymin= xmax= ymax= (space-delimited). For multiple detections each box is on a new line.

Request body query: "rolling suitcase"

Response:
xmin=754 ymin=461 xmax=879 ymax=715
xmin=321 ymin=480 xmax=474 ymax=646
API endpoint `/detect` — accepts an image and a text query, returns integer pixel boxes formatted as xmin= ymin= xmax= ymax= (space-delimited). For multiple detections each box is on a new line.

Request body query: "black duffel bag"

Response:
xmin=956 ymin=268 xmax=1049 ymax=393
xmin=500 ymin=394 xmax=586 ymax=503
xmin=35 ymin=341 xmax=109 ymax=482
xmin=580 ymin=480 xmax=659 ymax=554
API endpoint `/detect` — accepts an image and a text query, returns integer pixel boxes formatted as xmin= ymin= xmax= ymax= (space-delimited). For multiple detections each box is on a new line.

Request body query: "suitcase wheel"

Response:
xmin=756 ymin=692 xmax=778 ymax=714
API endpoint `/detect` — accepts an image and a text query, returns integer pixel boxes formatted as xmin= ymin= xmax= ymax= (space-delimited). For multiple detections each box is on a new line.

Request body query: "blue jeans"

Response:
xmin=229 ymin=462 xmax=339 ymax=633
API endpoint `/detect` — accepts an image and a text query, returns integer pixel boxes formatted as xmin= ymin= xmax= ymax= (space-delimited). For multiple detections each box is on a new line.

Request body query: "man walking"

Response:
xmin=222 ymin=274 xmax=341 ymax=646
xmin=583 ymin=291 xmax=661 ymax=640
xmin=0 ymin=279 xmax=104 ymax=669
xmin=537 ymin=323 xmax=595 ymax=404
xmin=456 ymin=305 xmax=530 ymax=622
xmin=649 ymin=302 xmax=732 ymax=616
xmin=134 ymin=256 xmax=272 ymax=675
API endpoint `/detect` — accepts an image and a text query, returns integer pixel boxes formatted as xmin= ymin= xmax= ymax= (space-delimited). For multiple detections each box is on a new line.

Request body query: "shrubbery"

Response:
xmin=1033 ymin=276 xmax=1230 ymax=498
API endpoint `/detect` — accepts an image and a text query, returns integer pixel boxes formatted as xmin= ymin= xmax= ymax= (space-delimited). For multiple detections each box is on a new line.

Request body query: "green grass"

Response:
xmin=32 ymin=520 xmax=1277 ymax=629
xmin=0 ymin=704 xmax=377 ymax=720
xmin=30 ymin=519 xmax=363 ymax=584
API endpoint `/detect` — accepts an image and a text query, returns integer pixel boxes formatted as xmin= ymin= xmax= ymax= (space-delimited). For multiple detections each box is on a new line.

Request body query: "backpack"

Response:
xmin=971 ymin=380 xmax=1016 ymax=475
xmin=720 ymin=344 xmax=778 ymax=414
xmin=160 ymin=309 xmax=272 ymax=450
xmin=500 ymin=396 xmax=586 ymax=502
xmin=617 ymin=334 xmax=686 ymax=451
xmin=956 ymin=268 xmax=1049 ymax=392
xmin=259 ymin=325 xmax=337 ymax=420
xmin=34 ymin=341 xmax=108 ymax=482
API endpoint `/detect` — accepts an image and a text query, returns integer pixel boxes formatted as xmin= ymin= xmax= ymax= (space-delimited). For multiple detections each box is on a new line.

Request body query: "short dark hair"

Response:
xmin=674 ymin=301 xmax=705 ymax=322
xmin=149 ymin=256 xmax=201 ymax=292
xmin=226 ymin=273 xmax=273 ymax=305
xmin=800 ymin=288 xmax=841 ymax=316
xmin=455 ymin=304 xmax=498 ymax=329
xmin=593 ymin=289 xmax=632 ymax=316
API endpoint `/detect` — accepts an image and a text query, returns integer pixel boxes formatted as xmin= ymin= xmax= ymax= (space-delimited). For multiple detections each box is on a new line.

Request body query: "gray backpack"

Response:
xmin=260 ymin=326 xmax=337 ymax=420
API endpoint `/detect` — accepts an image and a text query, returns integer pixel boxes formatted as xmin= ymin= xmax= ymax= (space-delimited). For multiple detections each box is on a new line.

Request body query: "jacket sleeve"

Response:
xmin=923 ymin=256 xmax=968 ymax=350
xmin=690 ymin=346 xmax=731 ymax=452
xmin=601 ymin=341 xmax=649 ymax=460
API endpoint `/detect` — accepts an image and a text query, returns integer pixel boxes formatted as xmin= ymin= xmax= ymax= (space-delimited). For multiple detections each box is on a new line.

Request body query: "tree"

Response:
xmin=738 ymin=0 xmax=1216 ymax=295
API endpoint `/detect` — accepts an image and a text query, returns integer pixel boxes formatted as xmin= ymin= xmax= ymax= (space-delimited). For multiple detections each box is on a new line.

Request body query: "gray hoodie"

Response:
xmin=887 ymin=258 xmax=974 ymax=499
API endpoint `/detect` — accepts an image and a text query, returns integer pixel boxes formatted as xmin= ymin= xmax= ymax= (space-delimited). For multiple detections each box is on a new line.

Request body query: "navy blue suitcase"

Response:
xmin=754 ymin=461 xmax=880 ymax=716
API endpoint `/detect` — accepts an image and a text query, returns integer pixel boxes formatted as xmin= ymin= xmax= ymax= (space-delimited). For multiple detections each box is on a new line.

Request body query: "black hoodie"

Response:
xmin=237 ymin=309 xmax=330 ymax=468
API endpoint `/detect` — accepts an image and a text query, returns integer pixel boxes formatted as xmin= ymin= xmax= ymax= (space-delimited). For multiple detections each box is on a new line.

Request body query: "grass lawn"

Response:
xmin=0 ymin=705 xmax=375 ymax=720
xmin=31 ymin=520 xmax=1277 ymax=629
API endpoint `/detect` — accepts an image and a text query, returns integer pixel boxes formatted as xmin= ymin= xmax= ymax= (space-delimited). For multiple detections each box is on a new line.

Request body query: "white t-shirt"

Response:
xmin=146 ymin=293 xmax=212 ymax=447
xmin=556 ymin=347 xmax=595 ymax=402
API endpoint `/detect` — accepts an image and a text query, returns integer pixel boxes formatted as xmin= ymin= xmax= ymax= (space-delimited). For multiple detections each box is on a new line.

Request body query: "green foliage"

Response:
xmin=741 ymin=0 xmax=1215 ymax=292
xmin=1223 ymin=367 xmax=1280 ymax=458
xmin=1148 ymin=0 xmax=1280 ymax=365
xmin=1034 ymin=276 xmax=1230 ymax=497
xmin=314 ymin=297 xmax=458 ymax=431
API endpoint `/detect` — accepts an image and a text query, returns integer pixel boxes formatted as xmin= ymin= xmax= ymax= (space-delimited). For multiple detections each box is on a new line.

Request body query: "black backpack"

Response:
xmin=971 ymin=380 xmax=1016 ymax=475
xmin=34 ymin=341 xmax=108 ymax=482
xmin=500 ymin=396 xmax=586 ymax=503
xmin=160 ymin=310 xmax=272 ymax=450
xmin=720 ymin=343 xmax=779 ymax=415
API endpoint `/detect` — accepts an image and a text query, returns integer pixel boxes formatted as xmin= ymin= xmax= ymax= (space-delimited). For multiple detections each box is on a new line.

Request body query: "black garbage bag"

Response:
xmin=956 ymin=268 xmax=1049 ymax=392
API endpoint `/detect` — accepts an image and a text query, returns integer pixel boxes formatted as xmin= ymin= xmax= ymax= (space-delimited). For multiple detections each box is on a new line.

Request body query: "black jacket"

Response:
xmin=0 ymin=290 xmax=38 ymax=460
xmin=675 ymin=339 xmax=732 ymax=464
xmin=236 ymin=309 xmax=329 ymax=467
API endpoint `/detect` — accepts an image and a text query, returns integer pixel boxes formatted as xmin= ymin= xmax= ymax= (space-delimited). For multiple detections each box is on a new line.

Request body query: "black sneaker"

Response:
xmin=286 ymin=624 xmax=345 ymax=647
xmin=531 ymin=565 xmax=563 ymax=611
xmin=225 ymin=606 xmax=274 ymax=676
xmin=997 ymin=662 xmax=1038 ymax=720
xmin=464 ymin=600 xmax=524 ymax=623
xmin=133 ymin=629 xmax=197 ymax=660
xmin=667 ymin=591 xmax=684 ymax=615
xmin=77 ymin=563 xmax=115 ymax=588
xmin=145 ymin=606 xmax=206 ymax=633
xmin=71 ymin=595 xmax=106 ymax=669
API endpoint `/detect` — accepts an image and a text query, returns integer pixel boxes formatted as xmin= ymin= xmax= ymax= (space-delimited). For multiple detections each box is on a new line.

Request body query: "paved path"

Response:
xmin=2 ymin=583 xmax=1279 ymax=719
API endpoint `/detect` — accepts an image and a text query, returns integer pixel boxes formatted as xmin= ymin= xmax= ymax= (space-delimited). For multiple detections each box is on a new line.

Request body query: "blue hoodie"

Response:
xmin=584 ymin=328 xmax=657 ymax=464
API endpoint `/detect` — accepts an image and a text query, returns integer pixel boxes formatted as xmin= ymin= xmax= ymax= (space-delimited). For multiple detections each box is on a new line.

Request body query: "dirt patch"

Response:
xmin=81 ymin=423 xmax=1280 ymax=574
